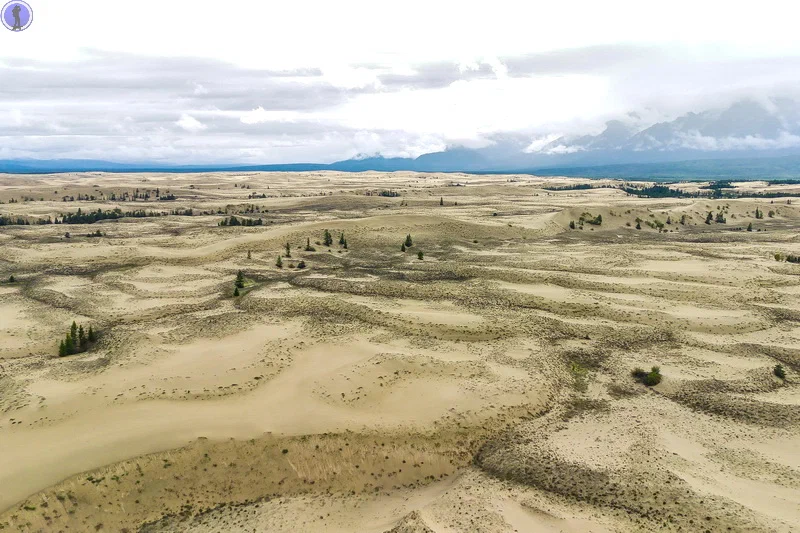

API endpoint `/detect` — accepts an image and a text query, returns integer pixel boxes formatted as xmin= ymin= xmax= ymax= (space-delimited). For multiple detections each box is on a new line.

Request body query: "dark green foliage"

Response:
xmin=7 ymin=275 xmax=14 ymax=283
xmin=569 ymin=220 xmax=575 ymax=230
xmin=378 ymin=190 xmax=400 ymax=197
xmin=773 ymin=364 xmax=786 ymax=380
xmin=680 ymin=214 xmax=687 ymax=225
xmin=235 ymin=270 xmax=245 ymax=289
xmin=635 ymin=221 xmax=642 ymax=230
xmin=58 ymin=322 xmax=96 ymax=357
xmin=276 ymin=256 xmax=283 ymax=268
xmin=401 ymin=243 xmax=406 ymax=252
xmin=234 ymin=287 xmax=240 ymax=297
xmin=747 ymin=222 xmax=753 ymax=231
xmin=247 ymin=250 xmax=251 ymax=259
xmin=705 ymin=212 xmax=713 ymax=224
xmin=633 ymin=366 xmax=662 ymax=386
xmin=666 ymin=216 xmax=672 ymax=224
xmin=284 ymin=243 xmax=291 ymax=258
xmin=323 ymin=230 xmax=333 ymax=246
xmin=768 ymin=210 xmax=775 ymax=218
xmin=578 ymin=212 xmax=602 ymax=226
xmin=439 ymin=197 xmax=443 ymax=206
xmin=417 ymin=251 xmax=424 ymax=260
xmin=218 ymin=216 xmax=263 ymax=227
xmin=404 ymin=234 xmax=413 ymax=247
xmin=339 ymin=232 xmax=345 ymax=245
xmin=755 ymin=207 xmax=764 ymax=219
xmin=788 ymin=254 xmax=800 ymax=264
xmin=297 ymin=260 xmax=306 ymax=269
xmin=715 ymin=211 xmax=726 ymax=223
xmin=305 ymin=238 xmax=315 ymax=251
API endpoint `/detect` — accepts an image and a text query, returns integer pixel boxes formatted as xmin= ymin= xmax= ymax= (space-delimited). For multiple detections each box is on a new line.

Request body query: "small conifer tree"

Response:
xmin=747 ymin=222 xmax=753 ymax=231
xmin=276 ymin=256 xmax=283 ymax=268
xmin=405 ymin=234 xmax=413 ymax=247
xmin=417 ymin=251 xmax=424 ymax=260
xmin=569 ymin=220 xmax=575 ymax=230
xmin=401 ymin=243 xmax=406 ymax=252
xmin=234 ymin=287 xmax=240 ymax=297
xmin=439 ymin=197 xmax=443 ymax=206
xmin=88 ymin=325 xmax=96 ymax=343
xmin=235 ymin=270 xmax=245 ymax=288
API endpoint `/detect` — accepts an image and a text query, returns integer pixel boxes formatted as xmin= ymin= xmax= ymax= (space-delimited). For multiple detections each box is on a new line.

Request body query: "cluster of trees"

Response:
xmin=58 ymin=321 xmax=97 ymax=357
xmin=106 ymin=188 xmax=172 ymax=202
xmin=218 ymin=216 xmax=264 ymax=226
xmin=705 ymin=211 xmax=727 ymax=224
xmin=378 ymin=190 xmax=401 ymax=197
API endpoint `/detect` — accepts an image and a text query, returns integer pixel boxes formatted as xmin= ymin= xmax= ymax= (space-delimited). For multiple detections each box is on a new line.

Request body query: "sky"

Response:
xmin=2 ymin=0 xmax=800 ymax=164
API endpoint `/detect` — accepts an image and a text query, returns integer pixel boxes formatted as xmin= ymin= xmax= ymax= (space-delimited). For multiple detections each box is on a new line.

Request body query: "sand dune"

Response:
xmin=0 ymin=172 xmax=798 ymax=532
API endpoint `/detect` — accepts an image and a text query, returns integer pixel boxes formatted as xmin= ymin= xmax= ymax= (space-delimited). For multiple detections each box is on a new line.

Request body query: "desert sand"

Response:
xmin=0 ymin=171 xmax=798 ymax=532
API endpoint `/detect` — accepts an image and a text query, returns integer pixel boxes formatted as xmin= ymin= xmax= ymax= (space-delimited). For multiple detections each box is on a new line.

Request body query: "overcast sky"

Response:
xmin=2 ymin=0 xmax=800 ymax=163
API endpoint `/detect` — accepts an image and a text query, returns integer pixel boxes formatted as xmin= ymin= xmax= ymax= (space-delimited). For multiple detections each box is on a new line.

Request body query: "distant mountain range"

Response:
xmin=4 ymin=98 xmax=800 ymax=180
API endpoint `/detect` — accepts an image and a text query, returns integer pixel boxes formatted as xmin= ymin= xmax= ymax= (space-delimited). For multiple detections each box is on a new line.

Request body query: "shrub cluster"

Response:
xmin=632 ymin=366 xmax=662 ymax=386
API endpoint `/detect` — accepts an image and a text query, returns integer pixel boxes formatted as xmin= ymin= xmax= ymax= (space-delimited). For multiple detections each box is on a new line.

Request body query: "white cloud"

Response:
xmin=175 ymin=114 xmax=207 ymax=132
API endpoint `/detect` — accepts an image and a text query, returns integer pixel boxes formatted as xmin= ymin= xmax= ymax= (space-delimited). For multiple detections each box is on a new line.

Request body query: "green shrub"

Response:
xmin=774 ymin=364 xmax=786 ymax=380
xmin=633 ymin=365 xmax=662 ymax=386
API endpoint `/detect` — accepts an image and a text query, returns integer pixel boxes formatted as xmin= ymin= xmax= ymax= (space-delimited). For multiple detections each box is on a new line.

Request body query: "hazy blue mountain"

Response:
xmin=4 ymin=98 xmax=800 ymax=179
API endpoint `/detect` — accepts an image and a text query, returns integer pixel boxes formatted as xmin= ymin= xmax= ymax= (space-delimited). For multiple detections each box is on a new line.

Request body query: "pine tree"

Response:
xmin=323 ymin=230 xmax=333 ymax=246
xmin=247 ymin=250 xmax=251 ymax=259
xmin=569 ymin=220 xmax=575 ymax=230
xmin=88 ymin=325 xmax=96 ymax=343
xmin=276 ymin=256 xmax=283 ymax=268
xmin=70 ymin=321 xmax=78 ymax=342
xmin=405 ymin=234 xmax=413 ymax=247
xmin=705 ymin=212 xmax=713 ymax=224
xmin=439 ymin=197 xmax=443 ymax=206
xmin=417 ymin=251 xmax=424 ymax=260
xmin=747 ymin=222 xmax=753 ymax=231
xmin=339 ymin=232 xmax=345 ymax=245
xmin=58 ymin=340 xmax=67 ymax=357
xmin=234 ymin=287 xmax=240 ymax=297
xmin=235 ymin=270 xmax=245 ymax=288
xmin=305 ymin=237 xmax=312 ymax=251
xmin=78 ymin=325 xmax=86 ymax=349
xmin=636 ymin=221 xmax=642 ymax=230
xmin=8 ymin=275 xmax=14 ymax=283
xmin=666 ymin=216 xmax=672 ymax=224
xmin=680 ymin=214 xmax=686 ymax=225
xmin=401 ymin=243 xmax=406 ymax=252
xmin=64 ymin=333 xmax=75 ymax=355
xmin=285 ymin=242 xmax=291 ymax=258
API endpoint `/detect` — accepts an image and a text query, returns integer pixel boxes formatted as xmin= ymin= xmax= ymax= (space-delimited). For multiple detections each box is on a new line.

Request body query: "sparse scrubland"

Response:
xmin=0 ymin=172 xmax=799 ymax=532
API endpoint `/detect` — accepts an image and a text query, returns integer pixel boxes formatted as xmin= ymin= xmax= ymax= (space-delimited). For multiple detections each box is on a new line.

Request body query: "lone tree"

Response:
xmin=247 ymin=250 xmax=252 ymax=259
xmin=747 ymin=222 xmax=753 ymax=232
xmin=7 ymin=275 xmax=14 ymax=283
xmin=339 ymin=232 xmax=346 ymax=245
xmin=705 ymin=212 xmax=713 ymax=224
xmin=405 ymin=234 xmax=413 ymax=247
xmin=774 ymin=364 xmax=786 ymax=379
xmin=285 ymin=242 xmax=291 ymax=258
xmin=305 ymin=237 xmax=314 ymax=251
xmin=417 ymin=251 xmax=424 ymax=260
xmin=323 ymin=229 xmax=333 ymax=246
xmin=401 ymin=243 xmax=406 ymax=252
xmin=276 ymin=256 xmax=283 ymax=268
xmin=297 ymin=260 xmax=306 ymax=269
xmin=439 ymin=197 xmax=443 ymax=206
xmin=635 ymin=221 xmax=642 ymax=230
xmin=234 ymin=287 xmax=240 ymax=297
xmin=569 ymin=220 xmax=576 ymax=230
xmin=235 ymin=270 xmax=245 ymax=289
